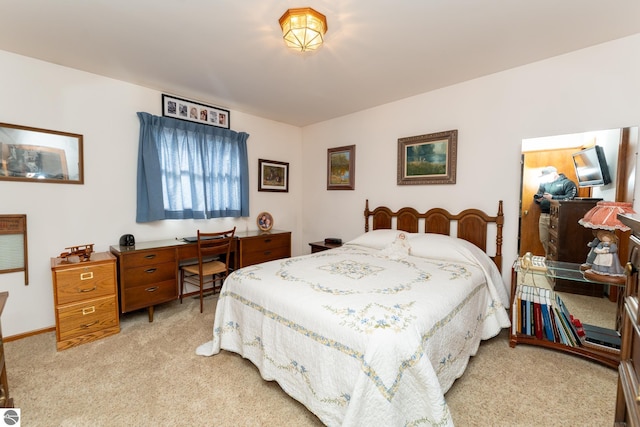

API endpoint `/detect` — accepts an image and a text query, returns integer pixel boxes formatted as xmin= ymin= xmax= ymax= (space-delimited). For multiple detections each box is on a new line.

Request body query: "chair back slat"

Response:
xmin=196 ymin=228 xmax=236 ymax=267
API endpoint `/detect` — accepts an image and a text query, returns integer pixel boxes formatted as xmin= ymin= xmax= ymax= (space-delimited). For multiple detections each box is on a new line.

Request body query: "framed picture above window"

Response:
xmin=327 ymin=145 xmax=355 ymax=190
xmin=162 ymin=94 xmax=230 ymax=129
xmin=0 ymin=122 xmax=84 ymax=184
xmin=258 ymin=159 xmax=289 ymax=192
xmin=397 ymin=130 xmax=457 ymax=185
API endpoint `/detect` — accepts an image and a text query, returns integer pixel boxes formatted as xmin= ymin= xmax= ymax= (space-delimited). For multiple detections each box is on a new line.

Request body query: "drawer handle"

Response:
xmin=79 ymin=286 xmax=97 ymax=293
xmin=264 ymin=238 xmax=272 ymax=243
xmin=263 ymin=251 xmax=272 ymax=256
xmin=80 ymin=272 xmax=94 ymax=280
xmin=144 ymin=254 xmax=157 ymax=259
xmin=81 ymin=321 xmax=99 ymax=329
xmin=145 ymin=268 xmax=157 ymax=273
xmin=626 ymin=262 xmax=637 ymax=276
xmin=145 ymin=286 xmax=159 ymax=292
xmin=82 ymin=306 xmax=96 ymax=315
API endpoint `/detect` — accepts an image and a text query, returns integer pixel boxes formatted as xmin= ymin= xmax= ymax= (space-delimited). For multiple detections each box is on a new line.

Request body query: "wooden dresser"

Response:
xmin=0 ymin=292 xmax=13 ymax=408
xmin=236 ymin=230 xmax=291 ymax=268
xmin=51 ymin=252 xmax=120 ymax=350
xmin=110 ymin=231 xmax=291 ymax=320
xmin=615 ymin=213 xmax=640 ymax=425
xmin=548 ymin=198 xmax=602 ymax=296
xmin=111 ymin=241 xmax=182 ymax=322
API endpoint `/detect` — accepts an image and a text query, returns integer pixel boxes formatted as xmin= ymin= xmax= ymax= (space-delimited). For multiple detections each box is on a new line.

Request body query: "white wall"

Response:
xmin=301 ymin=34 xmax=640 ymax=286
xmin=3 ymin=33 xmax=640 ymax=338
xmin=0 ymin=51 xmax=302 ymax=337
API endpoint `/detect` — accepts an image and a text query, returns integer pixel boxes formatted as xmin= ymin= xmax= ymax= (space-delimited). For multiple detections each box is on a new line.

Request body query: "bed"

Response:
xmin=197 ymin=200 xmax=510 ymax=426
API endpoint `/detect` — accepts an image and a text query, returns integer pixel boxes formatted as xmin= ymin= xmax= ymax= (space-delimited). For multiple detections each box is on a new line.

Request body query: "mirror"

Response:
xmin=518 ymin=126 xmax=638 ymax=331
xmin=0 ymin=122 xmax=84 ymax=184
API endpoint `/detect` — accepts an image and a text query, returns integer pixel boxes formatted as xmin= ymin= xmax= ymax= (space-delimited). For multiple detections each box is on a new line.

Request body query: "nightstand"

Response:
xmin=309 ymin=241 xmax=342 ymax=253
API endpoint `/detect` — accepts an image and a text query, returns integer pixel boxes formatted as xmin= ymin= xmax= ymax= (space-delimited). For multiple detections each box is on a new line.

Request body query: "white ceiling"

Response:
xmin=2 ymin=1 xmax=640 ymax=127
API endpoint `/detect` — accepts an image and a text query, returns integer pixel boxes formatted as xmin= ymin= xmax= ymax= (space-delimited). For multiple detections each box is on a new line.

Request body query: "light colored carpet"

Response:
xmin=4 ymin=294 xmax=617 ymax=426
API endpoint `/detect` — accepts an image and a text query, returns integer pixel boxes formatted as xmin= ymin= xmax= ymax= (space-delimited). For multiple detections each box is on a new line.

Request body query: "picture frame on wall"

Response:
xmin=327 ymin=145 xmax=355 ymax=190
xmin=0 ymin=122 xmax=84 ymax=184
xmin=397 ymin=130 xmax=457 ymax=185
xmin=258 ymin=159 xmax=289 ymax=192
xmin=162 ymin=94 xmax=230 ymax=129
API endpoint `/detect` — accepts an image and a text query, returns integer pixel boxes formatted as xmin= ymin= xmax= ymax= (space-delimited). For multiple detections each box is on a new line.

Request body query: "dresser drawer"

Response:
xmin=121 ymin=249 xmax=175 ymax=269
xmin=57 ymin=296 xmax=118 ymax=341
xmin=121 ymin=261 xmax=176 ymax=288
xmin=242 ymin=233 xmax=290 ymax=252
xmin=241 ymin=245 xmax=291 ymax=267
xmin=54 ymin=263 xmax=116 ymax=306
xmin=122 ymin=280 xmax=177 ymax=312
xmin=240 ymin=233 xmax=291 ymax=267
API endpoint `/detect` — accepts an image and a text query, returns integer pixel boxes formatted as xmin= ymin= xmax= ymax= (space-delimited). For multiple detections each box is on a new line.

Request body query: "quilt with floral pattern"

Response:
xmin=197 ymin=231 xmax=511 ymax=427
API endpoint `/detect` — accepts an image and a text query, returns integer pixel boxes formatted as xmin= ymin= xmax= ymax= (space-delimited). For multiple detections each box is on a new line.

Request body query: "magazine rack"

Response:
xmin=510 ymin=260 xmax=622 ymax=368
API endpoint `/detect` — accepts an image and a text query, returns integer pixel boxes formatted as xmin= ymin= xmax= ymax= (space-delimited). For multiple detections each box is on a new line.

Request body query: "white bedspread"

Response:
xmin=197 ymin=233 xmax=510 ymax=426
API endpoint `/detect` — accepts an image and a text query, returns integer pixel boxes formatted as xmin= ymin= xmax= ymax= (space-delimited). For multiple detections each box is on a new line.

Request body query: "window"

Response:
xmin=136 ymin=112 xmax=249 ymax=222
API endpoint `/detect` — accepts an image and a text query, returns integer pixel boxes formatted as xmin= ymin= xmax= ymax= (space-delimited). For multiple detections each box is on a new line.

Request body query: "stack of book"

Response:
xmin=512 ymin=284 xmax=619 ymax=350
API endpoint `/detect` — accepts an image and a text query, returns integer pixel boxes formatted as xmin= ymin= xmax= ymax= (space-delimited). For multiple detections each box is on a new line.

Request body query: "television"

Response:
xmin=571 ymin=145 xmax=611 ymax=187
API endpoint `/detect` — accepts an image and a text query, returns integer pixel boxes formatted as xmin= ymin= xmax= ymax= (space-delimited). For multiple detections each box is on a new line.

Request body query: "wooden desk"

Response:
xmin=110 ymin=229 xmax=290 ymax=321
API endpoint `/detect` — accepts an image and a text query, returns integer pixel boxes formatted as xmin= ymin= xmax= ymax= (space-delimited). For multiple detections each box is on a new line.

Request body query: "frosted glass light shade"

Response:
xmin=279 ymin=7 xmax=327 ymax=52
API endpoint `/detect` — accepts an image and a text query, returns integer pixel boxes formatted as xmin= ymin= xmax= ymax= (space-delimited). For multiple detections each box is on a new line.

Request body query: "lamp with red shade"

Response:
xmin=578 ymin=201 xmax=635 ymax=284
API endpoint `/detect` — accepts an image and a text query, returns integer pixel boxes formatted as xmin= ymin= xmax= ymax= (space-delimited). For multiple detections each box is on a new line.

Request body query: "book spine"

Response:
xmin=540 ymin=293 xmax=554 ymax=341
xmin=556 ymin=294 xmax=582 ymax=346
xmin=533 ymin=291 xmax=543 ymax=340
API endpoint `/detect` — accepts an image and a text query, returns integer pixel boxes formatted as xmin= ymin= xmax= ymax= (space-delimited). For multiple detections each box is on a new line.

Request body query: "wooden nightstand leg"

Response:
xmin=148 ymin=306 xmax=154 ymax=322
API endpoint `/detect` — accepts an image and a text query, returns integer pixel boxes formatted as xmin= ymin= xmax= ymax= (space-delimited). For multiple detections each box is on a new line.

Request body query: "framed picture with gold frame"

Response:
xmin=257 ymin=212 xmax=273 ymax=232
xmin=397 ymin=130 xmax=457 ymax=185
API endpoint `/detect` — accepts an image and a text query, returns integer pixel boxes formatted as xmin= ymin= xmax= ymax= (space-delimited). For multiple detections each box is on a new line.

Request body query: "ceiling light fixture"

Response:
xmin=279 ymin=7 xmax=327 ymax=52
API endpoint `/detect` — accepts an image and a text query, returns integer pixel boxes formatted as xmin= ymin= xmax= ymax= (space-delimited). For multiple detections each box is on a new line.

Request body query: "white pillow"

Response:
xmin=409 ymin=233 xmax=466 ymax=262
xmin=346 ymin=229 xmax=418 ymax=250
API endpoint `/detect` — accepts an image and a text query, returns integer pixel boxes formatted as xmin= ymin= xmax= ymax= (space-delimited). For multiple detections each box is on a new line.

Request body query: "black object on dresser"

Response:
xmin=548 ymin=198 xmax=603 ymax=296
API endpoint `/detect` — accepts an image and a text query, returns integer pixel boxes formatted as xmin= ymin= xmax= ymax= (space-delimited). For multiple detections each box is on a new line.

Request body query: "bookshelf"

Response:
xmin=509 ymin=260 xmax=621 ymax=368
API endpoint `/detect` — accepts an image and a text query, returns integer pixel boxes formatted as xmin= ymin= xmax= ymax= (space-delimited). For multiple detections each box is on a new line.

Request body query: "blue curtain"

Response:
xmin=136 ymin=112 xmax=249 ymax=222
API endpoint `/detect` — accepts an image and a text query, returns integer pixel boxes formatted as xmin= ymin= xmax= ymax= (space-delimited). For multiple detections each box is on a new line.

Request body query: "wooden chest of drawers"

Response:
xmin=0 ymin=292 xmax=13 ymax=407
xmin=615 ymin=214 xmax=640 ymax=425
xmin=115 ymin=246 xmax=178 ymax=315
xmin=548 ymin=198 xmax=602 ymax=296
xmin=51 ymin=252 xmax=120 ymax=351
xmin=237 ymin=230 xmax=291 ymax=268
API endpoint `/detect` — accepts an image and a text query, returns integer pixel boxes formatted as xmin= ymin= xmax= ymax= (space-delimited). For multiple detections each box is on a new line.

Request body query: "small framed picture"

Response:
xmin=162 ymin=94 xmax=230 ymax=129
xmin=327 ymin=145 xmax=355 ymax=190
xmin=258 ymin=159 xmax=289 ymax=192
xmin=257 ymin=212 xmax=273 ymax=231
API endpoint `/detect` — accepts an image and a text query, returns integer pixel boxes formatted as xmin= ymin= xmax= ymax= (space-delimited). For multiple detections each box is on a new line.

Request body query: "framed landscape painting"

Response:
xmin=397 ymin=130 xmax=457 ymax=185
xmin=327 ymin=145 xmax=355 ymax=190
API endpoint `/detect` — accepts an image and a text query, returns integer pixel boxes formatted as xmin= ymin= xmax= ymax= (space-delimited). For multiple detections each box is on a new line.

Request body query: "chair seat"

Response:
xmin=182 ymin=260 xmax=226 ymax=277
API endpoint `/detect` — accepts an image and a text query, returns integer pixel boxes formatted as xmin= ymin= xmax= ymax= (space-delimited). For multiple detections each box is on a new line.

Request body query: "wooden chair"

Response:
xmin=179 ymin=227 xmax=236 ymax=313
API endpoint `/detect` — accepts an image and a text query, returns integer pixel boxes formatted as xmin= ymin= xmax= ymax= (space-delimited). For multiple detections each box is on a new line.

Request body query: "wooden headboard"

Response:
xmin=363 ymin=200 xmax=504 ymax=272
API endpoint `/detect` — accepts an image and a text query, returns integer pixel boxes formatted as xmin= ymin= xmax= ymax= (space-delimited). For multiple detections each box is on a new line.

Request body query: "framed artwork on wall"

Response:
xmin=162 ymin=94 xmax=230 ymax=129
xmin=327 ymin=145 xmax=355 ymax=190
xmin=258 ymin=159 xmax=289 ymax=192
xmin=397 ymin=130 xmax=457 ymax=185
xmin=0 ymin=122 xmax=84 ymax=184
